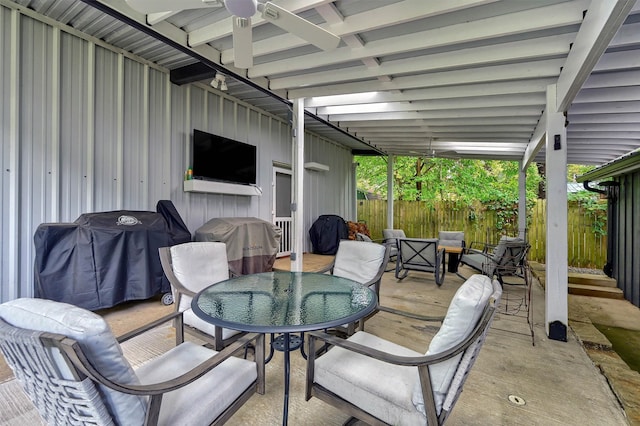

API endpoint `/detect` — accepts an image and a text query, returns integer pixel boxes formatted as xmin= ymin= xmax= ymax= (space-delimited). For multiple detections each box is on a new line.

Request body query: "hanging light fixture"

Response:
xmin=210 ymin=72 xmax=227 ymax=91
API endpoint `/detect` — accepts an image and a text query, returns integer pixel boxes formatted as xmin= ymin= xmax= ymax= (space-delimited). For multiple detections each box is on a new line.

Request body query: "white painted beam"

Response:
xmin=305 ymin=79 xmax=555 ymax=107
xmin=290 ymin=58 xmax=565 ymax=99
xmin=248 ymin=1 xmax=587 ymax=78
xmin=315 ymin=94 xmax=546 ymax=115
xmin=556 ymin=0 xmax=637 ymax=111
xmin=270 ymin=34 xmax=575 ymax=90
xmin=326 ymin=106 xmax=544 ymax=122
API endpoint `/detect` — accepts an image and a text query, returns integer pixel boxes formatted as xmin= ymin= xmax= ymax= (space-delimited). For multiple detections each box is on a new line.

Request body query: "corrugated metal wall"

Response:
xmin=613 ymin=172 xmax=640 ymax=307
xmin=0 ymin=5 xmax=355 ymax=303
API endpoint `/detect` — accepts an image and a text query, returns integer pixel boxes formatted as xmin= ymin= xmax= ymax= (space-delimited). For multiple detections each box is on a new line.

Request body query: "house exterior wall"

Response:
xmin=612 ymin=172 xmax=640 ymax=307
xmin=0 ymin=6 xmax=355 ymax=302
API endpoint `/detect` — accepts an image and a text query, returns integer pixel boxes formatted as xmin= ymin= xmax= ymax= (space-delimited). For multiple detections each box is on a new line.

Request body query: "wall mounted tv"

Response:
xmin=192 ymin=129 xmax=257 ymax=185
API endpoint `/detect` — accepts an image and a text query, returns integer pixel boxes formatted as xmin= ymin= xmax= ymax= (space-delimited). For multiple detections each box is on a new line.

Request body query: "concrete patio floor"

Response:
xmin=1 ymin=263 xmax=637 ymax=425
xmin=223 ymin=264 xmax=633 ymax=425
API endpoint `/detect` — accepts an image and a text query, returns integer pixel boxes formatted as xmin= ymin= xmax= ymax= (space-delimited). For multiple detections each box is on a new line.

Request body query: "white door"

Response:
xmin=273 ymin=166 xmax=292 ymax=257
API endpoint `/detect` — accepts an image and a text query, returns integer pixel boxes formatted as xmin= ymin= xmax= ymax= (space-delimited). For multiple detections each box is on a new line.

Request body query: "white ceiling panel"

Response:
xmin=6 ymin=0 xmax=640 ymax=164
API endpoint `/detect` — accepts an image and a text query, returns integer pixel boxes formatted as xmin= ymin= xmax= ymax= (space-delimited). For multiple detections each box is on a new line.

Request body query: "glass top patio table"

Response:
xmin=191 ymin=271 xmax=377 ymax=333
xmin=192 ymin=271 xmax=377 ymax=426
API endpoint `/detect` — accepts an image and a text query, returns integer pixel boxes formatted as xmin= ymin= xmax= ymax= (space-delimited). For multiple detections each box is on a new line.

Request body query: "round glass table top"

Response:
xmin=192 ymin=271 xmax=377 ymax=333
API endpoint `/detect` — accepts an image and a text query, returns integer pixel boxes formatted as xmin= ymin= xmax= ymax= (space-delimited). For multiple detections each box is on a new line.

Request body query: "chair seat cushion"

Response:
xmin=460 ymin=252 xmax=489 ymax=272
xmin=0 ymin=298 xmax=146 ymax=425
xmin=183 ymin=308 xmax=242 ymax=340
xmin=135 ymin=341 xmax=257 ymax=426
xmin=314 ymin=331 xmax=426 ymax=426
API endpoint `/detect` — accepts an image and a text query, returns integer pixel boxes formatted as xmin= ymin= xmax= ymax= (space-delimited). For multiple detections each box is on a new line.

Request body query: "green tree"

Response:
xmin=355 ymin=156 xmax=541 ymax=203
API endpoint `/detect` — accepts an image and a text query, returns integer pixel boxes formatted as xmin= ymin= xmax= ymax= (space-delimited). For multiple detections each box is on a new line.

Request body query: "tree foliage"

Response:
xmin=355 ymin=155 xmax=542 ymax=204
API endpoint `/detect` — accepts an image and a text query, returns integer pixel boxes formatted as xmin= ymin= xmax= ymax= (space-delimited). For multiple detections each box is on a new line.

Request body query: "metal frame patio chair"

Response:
xmin=159 ymin=242 xmax=245 ymax=351
xmin=305 ymin=274 xmax=502 ymax=426
xmin=395 ymin=238 xmax=446 ymax=286
xmin=0 ymin=297 xmax=265 ymax=426
xmin=382 ymin=229 xmax=406 ymax=271
xmin=458 ymin=236 xmax=530 ymax=284
xmin=317 ymin=240 xmax=391 ymax=334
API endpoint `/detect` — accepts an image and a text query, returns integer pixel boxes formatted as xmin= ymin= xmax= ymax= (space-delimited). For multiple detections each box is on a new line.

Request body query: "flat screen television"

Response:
xmin=192 ymin=129 xmax=257 ymax=185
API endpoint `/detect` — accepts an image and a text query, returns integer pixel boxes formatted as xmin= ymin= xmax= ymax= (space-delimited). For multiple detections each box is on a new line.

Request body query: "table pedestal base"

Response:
xmin=272 ymin=334 xmax=303 ymax=351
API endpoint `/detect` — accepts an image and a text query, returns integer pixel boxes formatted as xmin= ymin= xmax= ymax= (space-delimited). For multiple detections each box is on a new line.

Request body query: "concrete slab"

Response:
xmin=1 ymin=265 xmax=632 ymax=425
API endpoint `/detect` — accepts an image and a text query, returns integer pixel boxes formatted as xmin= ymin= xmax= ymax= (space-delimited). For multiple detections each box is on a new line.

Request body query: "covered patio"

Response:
xmin=1 ymin=265 xmax=637 ymax=425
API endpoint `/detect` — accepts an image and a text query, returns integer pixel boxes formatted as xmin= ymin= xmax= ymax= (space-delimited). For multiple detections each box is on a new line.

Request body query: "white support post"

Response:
xmin=387 ymin=154 xmax=394 ymax=229
xmin=545 ymin=84 xmax=569 ymax=342
xmin=518 ymin=160 xmax=527 ymax=239
xmin=291 ymin=98 xmax=305 ymax=272
xmin=7 ymin=9 xmax=20 ymax=299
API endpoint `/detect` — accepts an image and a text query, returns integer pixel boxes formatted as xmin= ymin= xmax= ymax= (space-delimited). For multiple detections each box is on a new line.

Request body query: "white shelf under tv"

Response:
xmin=183 ymin=179 xmax=261 ymax=196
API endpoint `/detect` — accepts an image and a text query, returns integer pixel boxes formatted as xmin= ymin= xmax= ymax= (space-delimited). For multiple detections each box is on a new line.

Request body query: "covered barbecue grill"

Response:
xmin=195 ymin=217 xmax=281 ymax=276
xmin=34 ymin=201 xmax=191 ymax=310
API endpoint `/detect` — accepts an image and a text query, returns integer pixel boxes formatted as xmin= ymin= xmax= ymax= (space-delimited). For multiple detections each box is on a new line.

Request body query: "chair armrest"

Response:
xmin=59 ymin=332 xmax=264 ymax=395
xmin=309 ymin=330 xmax=466 ymax=367
xmin=461 ymin=246 xmax=491 ymax=258
xmin=309 ymin=297 xmax=496 ymax=368
xmin=378 ymin=305 xmax=445 ymax=323
xmin=466 ymin=242 xmax=495 ymax=254
xmin=116 ymin=311 xmax=183 ymax=343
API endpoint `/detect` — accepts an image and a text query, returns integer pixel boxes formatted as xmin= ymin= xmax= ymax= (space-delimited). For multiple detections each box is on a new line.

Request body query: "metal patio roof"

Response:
xmin=8 ymin=0 xmax=640 ymax=165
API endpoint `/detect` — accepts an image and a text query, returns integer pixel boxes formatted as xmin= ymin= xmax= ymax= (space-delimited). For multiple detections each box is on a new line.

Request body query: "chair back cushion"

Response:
xmin=438 ymin=231 xmax=464 ymax=247
xmin=0 ymin=298 xmax=146 ymax=424
xmin=492 ymin=236 xmax=523 ymax=261
xmin=170 ymin=242 xmax=229 ymax=312
xmin=412 ymin=274 xmax=494 ymax=415
xmin=382 ymin=229 xmax=406 ymax=241
xmin=333 ymin=240 xmax=386 ymax=285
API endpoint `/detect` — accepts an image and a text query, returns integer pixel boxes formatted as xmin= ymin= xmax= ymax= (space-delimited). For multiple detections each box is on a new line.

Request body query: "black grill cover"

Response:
xmin=34 ymin=201 xmax=191 ymax=310
xmin=309 ymin=215 xmax=349 ymax=255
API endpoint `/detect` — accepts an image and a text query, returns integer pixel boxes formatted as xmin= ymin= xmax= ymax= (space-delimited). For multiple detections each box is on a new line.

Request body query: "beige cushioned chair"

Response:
xmin=0 ymin=297 xmax=264 ymax=426
xmin=159 ymin=242 xmax=244 ymax=350
xmin=318 ymin=240 xmax=391 ymax=333
xmin=306 ymin=274 xmax=501 ymax=425
xmin=458 ymin=236 xmax=530 ymax=284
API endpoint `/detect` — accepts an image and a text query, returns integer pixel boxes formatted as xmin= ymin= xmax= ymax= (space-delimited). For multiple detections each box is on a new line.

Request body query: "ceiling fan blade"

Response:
xmin=225 ymin=0 xmax=258 ymax=18
xmin=233 ymin=17 xmax=254 ymax=68
xmin=126 ymin=0 xmax=221 ymax=13
xmin=259 ymin=2 xmax=340 ymax=51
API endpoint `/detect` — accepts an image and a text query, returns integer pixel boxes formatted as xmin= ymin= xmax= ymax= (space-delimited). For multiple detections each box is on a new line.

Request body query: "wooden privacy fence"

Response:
xmin=357 ymin=199 xmax=607 ymax=269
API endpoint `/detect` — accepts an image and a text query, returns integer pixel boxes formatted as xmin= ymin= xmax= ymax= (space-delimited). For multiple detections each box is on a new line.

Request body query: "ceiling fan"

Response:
xmin=125 ymin=0 xmax=341 ymax=69
xmin=410 ymin=140 xmax=459 ymax=159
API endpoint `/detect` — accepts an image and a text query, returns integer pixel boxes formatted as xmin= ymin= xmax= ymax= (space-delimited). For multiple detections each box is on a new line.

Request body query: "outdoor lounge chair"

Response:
xmin=458 ymin=236 xmax=530 ymax=284
xmin=159 ymin=242 xmax=244 ymax=350
xmin=305 ymin=274 xmax=502 ymax=426
xmin=0 ymin=297 xmax=265 ymax=426
xmin=382 ymin=228 xmax=406 ymax=266
xmin=395 ymin=238 xmax=446 ymax=286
